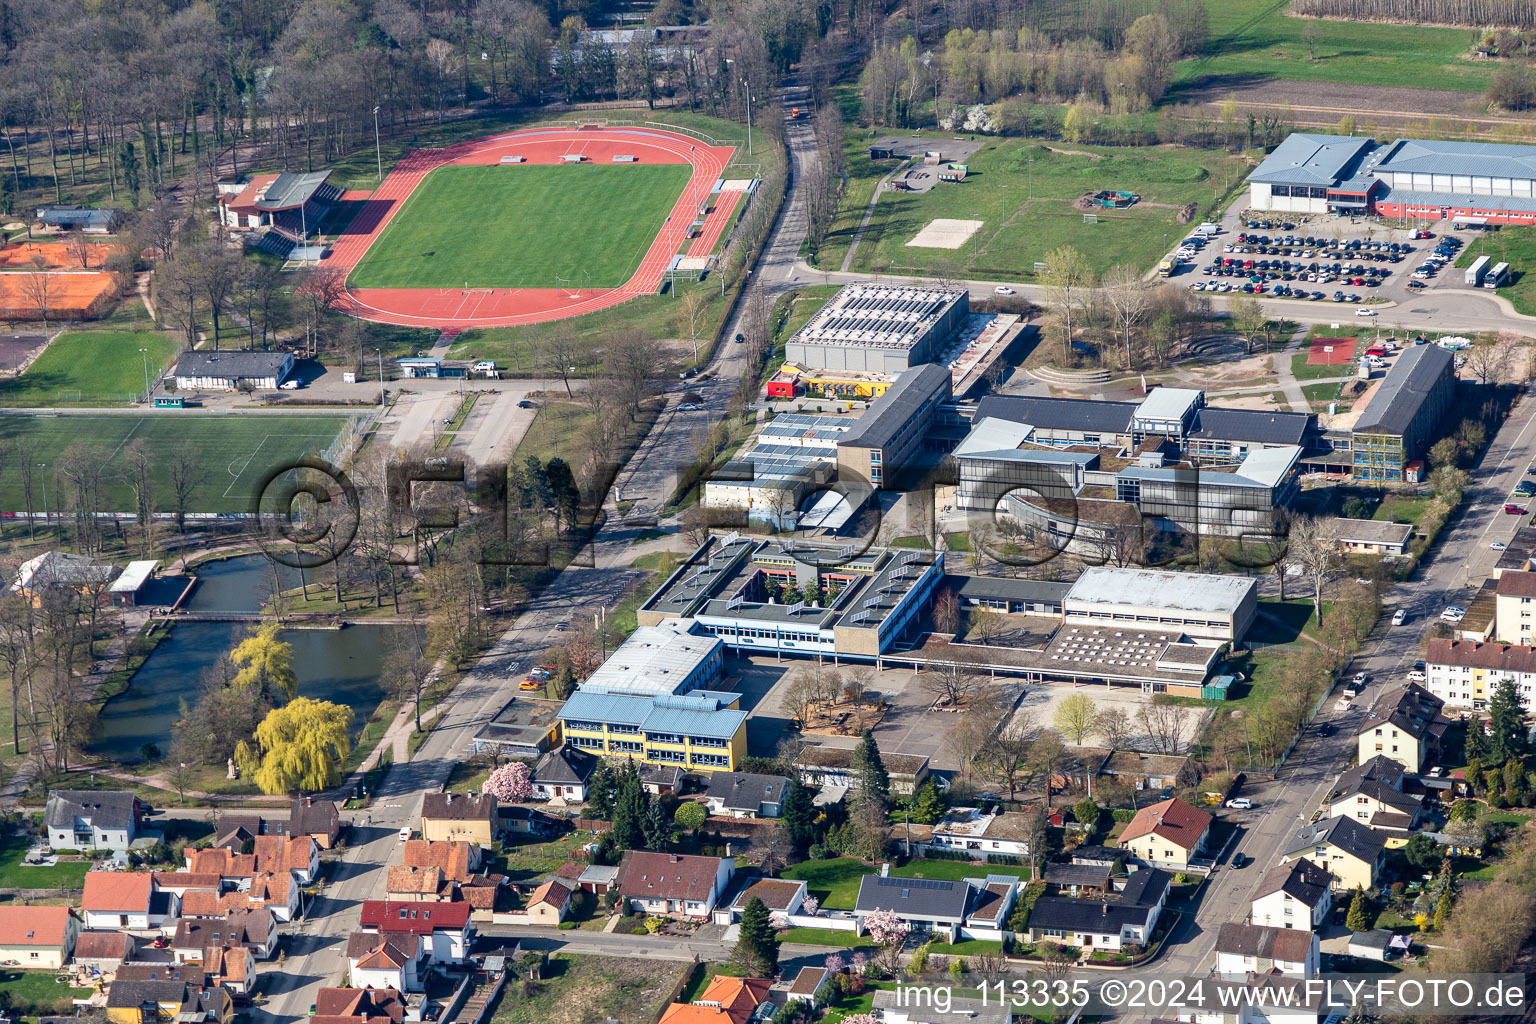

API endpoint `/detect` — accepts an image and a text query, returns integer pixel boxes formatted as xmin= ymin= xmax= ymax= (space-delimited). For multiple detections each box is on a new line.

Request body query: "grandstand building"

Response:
xmin=218 ymin=171 xmax=341 ymax=257
xmin=1248 ymin=133 xmax=1536 ymax=225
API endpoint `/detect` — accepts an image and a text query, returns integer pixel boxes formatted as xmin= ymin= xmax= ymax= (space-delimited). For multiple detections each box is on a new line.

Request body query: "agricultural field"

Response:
xmin=0 ymin=331 xmax=180 ymax=407
xmin=842 ymin=140 xmax=1249 ymax=279
xmin=0 ymin=413 xmax=354 ymax=514
xmin=349 ymin=163 xmax=691 ymax=290
xmin=1171 ymin=0 xmax=1497 ymax=93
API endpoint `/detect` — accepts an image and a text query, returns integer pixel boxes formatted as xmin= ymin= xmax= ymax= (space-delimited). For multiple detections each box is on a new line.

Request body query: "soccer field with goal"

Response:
xmin=347 ymin=163 xmax=693 ymax=290
xmin=0 ymin=414 xmax=356 ymax=515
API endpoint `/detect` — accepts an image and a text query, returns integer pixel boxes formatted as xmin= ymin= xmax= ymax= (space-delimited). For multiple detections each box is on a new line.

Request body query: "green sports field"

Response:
xmin=0 ymin=331 xmax=181 ymax=407
xmin=348 ymin=163 xmax=693 ymax=290
xmin=0 ymin=414 xmax=354 ymax=514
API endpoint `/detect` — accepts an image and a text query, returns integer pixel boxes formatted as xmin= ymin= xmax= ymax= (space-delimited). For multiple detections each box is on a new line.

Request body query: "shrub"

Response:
xmin=808 ymin=843 xmax=830 ymax=860
xmin=557 ymin=921 xmax=576 ymax=930
xmin=1111 ymin=809 xmax=1136 ymax=823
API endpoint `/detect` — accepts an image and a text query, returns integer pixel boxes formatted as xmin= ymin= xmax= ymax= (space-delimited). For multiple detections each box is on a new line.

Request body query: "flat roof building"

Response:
xmin=1351 ymin=345 xmax=1454 ymax=483
xmin=173 ymin=351 xmax=294 ymax=391
xmin=784 ymin=284 xmax=969 ymax=374
xmin=1333 ymin=518 xmax=1414 ymax=556
xmin=557 ymin=689 xmax=746 ymax=773
xmin=1064 ymin=566 xmax=1258 ymax=643
xmin=579 ymin=621 xmax=724 ymax=697
xmin=636 ymin=535 xmax=944 ymax=661
xmin=469 ymin=698 xmax=565 ymax=758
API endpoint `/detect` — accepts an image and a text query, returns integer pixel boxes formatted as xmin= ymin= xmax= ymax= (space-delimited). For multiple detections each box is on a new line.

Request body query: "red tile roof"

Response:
xmin=658 ymin=977 xmax=772 ymax=1024
xmin=83 ymin=871 xmax=154 ymax=911
xmin=1119 ymin=798 xmax=1213 ymax=852
xmin=0 ymin=905 xmax=73 ymax=947
xmin=1497 ymin=571 xmax=1536 ymax=598
xmin=401 ymin=840 xmax=475 ymax=882
xmin=358 ymin=900 xmax=470 ymax=934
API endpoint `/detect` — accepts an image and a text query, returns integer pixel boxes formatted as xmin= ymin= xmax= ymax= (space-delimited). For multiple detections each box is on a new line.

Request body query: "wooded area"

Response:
xmin=1290 ymin=0 xmax=1536 ymax=30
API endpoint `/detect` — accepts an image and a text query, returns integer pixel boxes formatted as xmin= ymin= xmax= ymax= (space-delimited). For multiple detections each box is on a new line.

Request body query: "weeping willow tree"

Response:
xmin=230 ymin=623 xmax=298 ymax=703
xmin=236 ymin=698 xmax=352 ymax=794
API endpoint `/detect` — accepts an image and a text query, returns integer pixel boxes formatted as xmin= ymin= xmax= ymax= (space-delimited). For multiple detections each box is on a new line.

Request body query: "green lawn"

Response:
xmin=1374 ymin=494 xmax=1430 ymax=524
xmin=846 ymin=140 xmax=1249 ymax=279
xmin=349 ymin=163 xmax=692 ymax=289
xmin=780 ymin=857 xmax=876 ymax=909
xmin=927 ymin=938 xmax=1004 ymax=957
xmin=1452 ymin=228 xmax=1536 ymax=316
xmin=1169 ymin=0 xmax=1496 ymax=94
xmin=0 ymin=829 xmax=90 ymax=888
xmin=1302 ymin=381 xmax=1351 ymax=410
xmin=0 ymin=413 xmax=353 ymax=514
xmin=0 ymin=969 xmax=92 ymax=1015
xmin=0 ymin=331 xmax=180 ymax=407
xmin=891 ymin=859 xmax=1031 ymax=882
xmin=778 ymin=927 xmax=869 ymax=947
xmin=489 ymin=954 xmax=686 ymax=1024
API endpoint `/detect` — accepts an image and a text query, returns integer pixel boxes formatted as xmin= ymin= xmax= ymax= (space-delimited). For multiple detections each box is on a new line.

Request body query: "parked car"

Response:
xmin=1492 ymin=541 xmax=1510 ymax=551
xmin=1507 ymin=504 xmax=1528 ymax=515
xmin=1353 ymin=671 xmax=1369 ymax=686
xmin=678 ymin=402 xmax=701 ymax=410
xmin=399 ymin=828 xmax=412 ymax=842
xmin=1407 ymin=670 xmax=1427 ymax=683
xmin=519 ymin=678 xmax=541 ymax=691
xmin=1232 ymin=852 xmax=1249 ymax=867
xmin=994 ymin=285 xmax=1016 ymax=295
xmin=1317 ymin=722 xmax=1335 ymax=737
xmin=1226 ymin=797 xmax=1253 ymax=810
xmin=1392 ymin=608 xmax=1407 ymax=626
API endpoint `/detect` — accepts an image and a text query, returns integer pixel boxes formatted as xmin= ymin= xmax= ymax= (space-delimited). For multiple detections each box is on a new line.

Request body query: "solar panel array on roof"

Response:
xmin=797 ymin=286 xmax=962 ymax=350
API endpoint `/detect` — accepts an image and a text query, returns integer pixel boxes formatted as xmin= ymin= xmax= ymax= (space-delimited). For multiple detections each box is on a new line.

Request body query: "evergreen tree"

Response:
xmin=553 ymin=661 xmax=576 ymax=699
xmin=1433 ymin=888 xmax=1453 ymax=931
xmin=782 ymin=779 xmax=817 ymax=853
xmin=642 ymin=798 xmax=674 ymax=850
xmin=1345 ymin=887 xmax=1370 ymax=932
xmin=1487 ymin=677 xmax=1530 ymax=763
xmin=909 ymin=780 xmax=948 ymax=825
xmin=611 ymin=760 xmax=649 ymax=849
xmin=732 ymin=896 xmax=781 ymax=977
xmin=851 ymin=729 xmax=890 ymax=808
xmin=586 ymin=762 xmax=617 ymax=819
xmin=523 ymin=456 xmax=553 ymax=510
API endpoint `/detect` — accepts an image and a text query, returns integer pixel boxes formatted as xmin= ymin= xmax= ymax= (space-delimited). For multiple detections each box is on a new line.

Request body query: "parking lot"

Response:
xmin=1163 ymin=205 xmax=1482 ymax=314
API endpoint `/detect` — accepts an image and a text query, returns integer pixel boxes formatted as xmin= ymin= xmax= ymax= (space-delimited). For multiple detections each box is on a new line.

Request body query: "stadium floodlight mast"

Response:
xmin=373 ymin=106 xmax=383 ymax=183
xmin=37 ymin=463 xmax=47 ymax=531
xmin=138 ymin=346 xmax=151 ymax=403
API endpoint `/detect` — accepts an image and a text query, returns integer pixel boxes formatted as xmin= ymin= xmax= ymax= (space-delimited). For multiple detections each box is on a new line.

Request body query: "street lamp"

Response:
xmin=138 ymin=347 xmax=151 ymax=403
xmin=373 ymin=106 xmax=383 ymax=183
xmin=37 ymin=463 xmax=47 ymax=532
xmin=742 ymin=78 xmax=753 ymax=156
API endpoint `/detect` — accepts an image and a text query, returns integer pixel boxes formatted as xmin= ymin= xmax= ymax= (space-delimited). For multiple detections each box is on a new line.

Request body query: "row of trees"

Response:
xmin=1289 ymin=0 xmax=1536 ymax=29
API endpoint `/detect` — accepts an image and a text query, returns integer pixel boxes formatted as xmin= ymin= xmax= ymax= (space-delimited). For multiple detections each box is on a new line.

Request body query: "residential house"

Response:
xmin=523 ymin=878 xmax=574 ymax=926
xmin=1097 ymin=751 xmax=1192 ymax=794
xmin=782 ymin=966 xmax=832 ymax=1010
xmin=211 ymin=815 xmax=264 ymax=852
xmin=1281 ymin=816 xmax=1386 ymax=891
xmin=497 ymin=805 xmax=562 ymax=838
xmin=1332 ymin=518 xmax=1413 ymax=557
xmin=1022 ymin=868 xmax=1169 ymax=951
xmin=104 ymin=978 xmax=232 ymax=1024
xmin=252 ymin=835 xmax=319 ymax=885
xmin=401 ymin=840 xmax=482 ymax=878
xmin=1214 ymin=923 xmax=1320 ymax=977
xmin=357 ymin=901 xmax=472 ymax=963
xmin=73 ymin=930 xmax=135 ymax=973
xmin=1117 ymin=798 xmax=1213 ymax=870
xmin=287 ymin=797 xmax=343 ymax=850
xmin=657 ymin=976 xmax=773 ymax=1024
xmin=871 ymin=991 xmax=1013 ymax=1024
xmin=1041 ymin=862 xmax=1113 ymax=898
xmin=199 ymin=945 xmax=256 ymax=1000
xmin=639 ymin=764 xmax=685 ymax=795
xmin=703 ymin=772 xmax=791 ymax=818
xmin=385 ymin=866 xmax=454 ymax=903
xmin=151 ymin=873 xmax=225 ymax=898
xmin=182 ymin=849 xmax=300 ymax=922
xmin=1355 ymin=683 xmax=1449 ymax=772
xmin=398 ymin=839 xmax=501 ymax=917
xmin=346 ymin=932 xmax=424 ymax=992
xmin=0 ymin=906 xmax=79 ymax=969
xmin=920 ymin=807 xmax=1036 ymax=857
xmin=46 ymin=790 xmax=142 ymax=851
xmin=172 ymin=910 xmax=276 ymax=962
xmin=1249 ymin=860 xmax=1333 ymax=932
xmin=531 ymin=746 xmax=599 ymax=803
xmin=420 ymin=793 xmax=497 ymax=845
xmin=1324 ymin=756 xmax=1424 ymax=833
xmin=853 ymin=873 xmax=1019 ymax=943
xmin=714 ymin=878 xmax=808 ymax=926
xmin=313 ymin=987 xmax=408 ymax=1024
xmin=617 ymin=851 xmax=735 ymax=920
xmin=1426 ymin=637 xmax=1536 ymax=712
xmin=83 ymin=872 xmax=178 ymax=930
xmin=795 ymin=746 xmax=930 ymax=796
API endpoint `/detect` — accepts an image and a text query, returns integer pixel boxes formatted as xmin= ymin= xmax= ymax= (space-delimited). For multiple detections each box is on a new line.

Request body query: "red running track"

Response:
xmin=325 ymin=127 xmax=736 ymax=329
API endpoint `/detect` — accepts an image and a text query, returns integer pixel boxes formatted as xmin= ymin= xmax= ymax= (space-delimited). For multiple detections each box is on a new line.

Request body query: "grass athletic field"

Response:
xmin=347 ymin=163 xmax=693 ymax=290
xmin=0 ymin=331 xmax=180 ymax=407
xmin=0 ymin=414 xmax=353 ymax=514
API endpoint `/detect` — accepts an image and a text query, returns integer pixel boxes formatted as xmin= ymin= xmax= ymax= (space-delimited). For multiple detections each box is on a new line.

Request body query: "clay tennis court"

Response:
xmin=1307 ymin=336 xmax=1357 ymax=365
xmin=327 ymin=126 xmax=738 ymax=329
xmin=0 ymin=241 xmax=111 ymax=269
xmin=0 ymin=271 xmax=116 ymax=319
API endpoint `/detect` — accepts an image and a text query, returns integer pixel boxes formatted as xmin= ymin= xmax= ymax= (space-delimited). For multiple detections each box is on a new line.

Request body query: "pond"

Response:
xmin=89 ymin=555 xmax=409 ymax=761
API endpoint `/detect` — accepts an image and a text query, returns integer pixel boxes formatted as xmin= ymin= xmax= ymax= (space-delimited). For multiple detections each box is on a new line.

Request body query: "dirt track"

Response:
xmin=1176 ymin=77 xmax=1536 ymax=130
